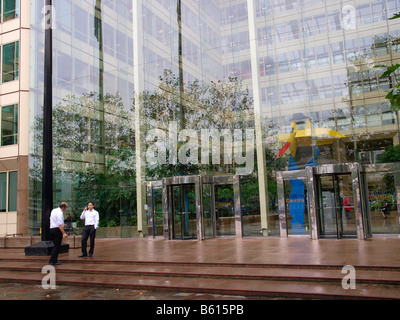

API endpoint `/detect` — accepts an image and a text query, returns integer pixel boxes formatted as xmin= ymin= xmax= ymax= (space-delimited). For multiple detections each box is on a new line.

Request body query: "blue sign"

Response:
xmin=287 ymin=148 xmax=319 ymax=234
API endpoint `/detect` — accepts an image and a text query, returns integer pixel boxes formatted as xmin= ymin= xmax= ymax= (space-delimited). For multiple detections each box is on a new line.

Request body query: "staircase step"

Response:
xmin=0 ymin=261 xmax=400 ymax=286
xmin=3 ymin=256 xmax=400 ymax=271
xmin=0 ymin=259 xmax=399 ymax=299
xmin=0 ymin=269 xmax=398 ymax=300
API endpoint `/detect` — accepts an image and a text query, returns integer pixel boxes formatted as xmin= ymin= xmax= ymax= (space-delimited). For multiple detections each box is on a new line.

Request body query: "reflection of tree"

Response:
xmin=375 ymin=13 xmax=400 ymax=112
xmin=30 ymin=92 xmax=136 ymax=228
xmin=380 ymin=145 xmax=400 ymax=193
xmin=140 ymin=69 xmax=254 ymax=130
xmin=140 ymin=69 xmax=287 ymax=209
xmin=380 ymin=145 xmax=400 ymax=163
xmin=136 ymin=69 xmax=256 ymax=179
xmin=29 ymin=70 xmax=282 ymax=230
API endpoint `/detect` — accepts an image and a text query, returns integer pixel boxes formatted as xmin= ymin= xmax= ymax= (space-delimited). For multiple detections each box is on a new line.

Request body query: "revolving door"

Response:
xmin=277 ymin=163 xmax=370 ymax=240
xmin=146 ymin=175 xmax=242 ymax=240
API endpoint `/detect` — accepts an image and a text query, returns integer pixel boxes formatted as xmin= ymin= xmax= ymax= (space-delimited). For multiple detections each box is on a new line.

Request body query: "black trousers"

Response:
xmin=81 ymin=225 xmax=96 ymax=255
xmin=49 ymin=228 xmax=63 ymax=264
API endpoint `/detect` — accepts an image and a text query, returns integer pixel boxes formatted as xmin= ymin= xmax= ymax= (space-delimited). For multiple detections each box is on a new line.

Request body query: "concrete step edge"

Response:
xmin=0 ymin=272 xmax=395 ymax=300
xmin=1 ymin=257 xmax=400 ymax=272
xmin=1 ymin=265 xmax=400 ymax=286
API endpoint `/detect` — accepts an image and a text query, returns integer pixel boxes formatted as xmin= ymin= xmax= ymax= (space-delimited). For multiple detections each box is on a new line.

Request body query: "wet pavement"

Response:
xmin=1 ymin=237 xmax=400 ymax=301
xmin=0 ymin=282 xmax=286 ymax=300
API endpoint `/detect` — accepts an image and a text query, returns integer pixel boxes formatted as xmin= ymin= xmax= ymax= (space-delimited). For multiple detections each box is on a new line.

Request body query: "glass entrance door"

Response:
xmin=215 ymin=184 xmax=235 ymax=236
xmin=283 ymin=178 xmax=310 ymax=236
xmin=317 ymin=174 xmax=357 ymax=238
xmin=172 ymin=184 xmax=197 ymax=240
xmin=146 ymin=180 xmax=163 ymax=238
xmin=151 ymin=175 xmax=242 ymax=241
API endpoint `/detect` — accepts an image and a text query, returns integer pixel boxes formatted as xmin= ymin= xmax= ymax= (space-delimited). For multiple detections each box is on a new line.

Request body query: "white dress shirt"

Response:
xmin=80 ymin=209 xmax=99 ymax=229
xmin=50 ymin=207 xmax=64 ymax=229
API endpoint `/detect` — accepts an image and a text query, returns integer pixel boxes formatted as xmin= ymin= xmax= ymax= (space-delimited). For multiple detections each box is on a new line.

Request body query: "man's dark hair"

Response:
xmin=88 ymin=201 xmax=95 ymax=207
xmin=59 ymin=202 xmax=68 ymax=209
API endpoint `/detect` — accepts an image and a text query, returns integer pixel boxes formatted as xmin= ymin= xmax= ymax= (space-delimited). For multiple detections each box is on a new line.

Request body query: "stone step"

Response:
xmin=0 ymin=261 xmax=400 ymax=286
xmin=3 ymin=256 xmax=400 ymax=271
xmin=0 ymin=259 xmax=399 ymax=299
xmin=0 ymin=268 xmax=398 ymax=300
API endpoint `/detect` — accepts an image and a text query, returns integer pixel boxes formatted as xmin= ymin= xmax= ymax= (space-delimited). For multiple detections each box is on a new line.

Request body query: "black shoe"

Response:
xmin=78 ymin=254 xmax=87 ymax=258
xmin=88 ymin=254 xmax=93 ymax=257
xmin=49 ymin=262 xmax=61 ymax=266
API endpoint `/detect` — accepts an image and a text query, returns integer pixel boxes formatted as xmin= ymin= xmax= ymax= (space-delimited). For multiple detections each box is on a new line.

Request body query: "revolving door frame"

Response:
xmin=146 ymin=175 xmax=242 ymax=241
xmin=277 ymin=163 xmax=368 ymax=240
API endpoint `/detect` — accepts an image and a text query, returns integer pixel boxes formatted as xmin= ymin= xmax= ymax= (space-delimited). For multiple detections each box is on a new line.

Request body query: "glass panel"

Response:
xmin=215 ymin=184 xmax=235 ymax=236
xmin=3 ymin=0 xmax=19 ymax=22
xmin=284 ymin=178 xmax=309 ymax=235
xmin=366 ymin=104 xmax=381 ymax=128
xmin=318 ymin=174 xmax=357 ymax=238
xmin=336 ymin=175 xmax=357 ymax=237
xmin=29 ymin=2 xmax=137 ymax=238
xmin=331 ymin=42 xmax=344 ymax=63
xmin=1 ymin=105 xmax=18 ymax=146
xmin=8 ymin=171 xmax=17 ymax=212
xmin=2 ymin=41 xmax=19 ymax=83
xmin=268 ymin=174 xmax=280 ymax=236
xmin=172 ymin=186 xmax=182 ymax=239
xmin=318 ymin=175 xmax=338 ymax=237
xmin=241 ymin=176 xmax=261 ymax=237
xmin=153 ymin=188 xmax=163 ymax=237
xmin=202 ymin=184 xmax=214 ymax=238
xmin=0 ymin=173 xmax=6 ymax=212
xmin=182 ymin=185 xmax=197 ymax=240
xmin=171 ymin=184 xmax=197 ymax=240
xmin=25 ymin=0 xmax=400 ymax=239
xmin=368 ymin=172 xmax=399 ymax=234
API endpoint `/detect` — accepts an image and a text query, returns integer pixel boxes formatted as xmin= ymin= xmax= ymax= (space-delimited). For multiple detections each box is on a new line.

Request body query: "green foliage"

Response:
xmin=380 ymin=145 xmax=400 ymax=192
xmin=376 ymin=63 xmax=400 ymax=112
xmin=380 ymin=145 xmax=400 ymax=163
xmin=375 ymin=12 xmax=400 ymax=111
xmin=389 ymin=11 xmax=400 ymax=20
xmin=137 ymin=69 xmax=257 ymax=179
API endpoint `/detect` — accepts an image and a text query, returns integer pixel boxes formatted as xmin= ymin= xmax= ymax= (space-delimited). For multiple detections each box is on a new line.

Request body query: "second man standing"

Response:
xmin=78 ymin=202 xmax=99 ymax=258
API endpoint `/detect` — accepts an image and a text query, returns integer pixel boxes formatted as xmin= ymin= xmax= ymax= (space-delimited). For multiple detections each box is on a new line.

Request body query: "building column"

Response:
xmin=247 ymin=0 xmax=270 ymax=236
xmin=17 ymin=156 xmax=29 ymax=236
xmin=133 ymin=0 xmax=146 ymax=237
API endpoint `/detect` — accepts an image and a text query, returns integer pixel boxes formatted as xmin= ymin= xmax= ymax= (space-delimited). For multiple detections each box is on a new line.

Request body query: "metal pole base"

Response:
xmin=25 ymin=241 xmax=69 ymax=256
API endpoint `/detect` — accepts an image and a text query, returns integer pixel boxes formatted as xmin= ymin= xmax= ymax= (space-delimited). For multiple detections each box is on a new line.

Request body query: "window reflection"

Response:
xmin=3 ymin=0 xmax=19 ymax=21
xmin=26 ymin=0 xmax=400 ymax=239
xmin=1 ymin=105 xmax=18 ymax=146
xmin=2 ymin=41 xmax=19 ymax=83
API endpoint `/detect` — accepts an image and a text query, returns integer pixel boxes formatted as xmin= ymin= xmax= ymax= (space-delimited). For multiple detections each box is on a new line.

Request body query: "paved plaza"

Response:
xmin=0 ymin=237 xmax=399 ymax=301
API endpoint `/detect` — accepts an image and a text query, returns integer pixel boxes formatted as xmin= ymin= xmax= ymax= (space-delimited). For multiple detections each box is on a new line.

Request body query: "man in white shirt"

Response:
xmin=78 ymin=202 xmax=100 ymax=257
xmin=49 ymin=202 xmax=69 ymax=266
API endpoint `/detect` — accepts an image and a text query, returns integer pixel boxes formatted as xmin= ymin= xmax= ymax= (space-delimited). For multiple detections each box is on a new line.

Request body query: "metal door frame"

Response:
xmin=163 ymin=175 xmax=202 ymax=241
xmin=361 ymin=163 xmax=400 ymax=236
xmin=276 ymin=169 xmax=310 ymax=239
xmin=147 ymin=175 xmax=242 ymax=241
xmin=313 ymin=163 xmax=366 ymax=240
xmin=146 ymin=180 xmax=163 ymax=238
xmin=315 ymin=172 xmax=356 ymax=239
xmin=277 ymin=163 xmax=367 ymax=240
xmin=203 ymin=175 xmax=243 ymax=238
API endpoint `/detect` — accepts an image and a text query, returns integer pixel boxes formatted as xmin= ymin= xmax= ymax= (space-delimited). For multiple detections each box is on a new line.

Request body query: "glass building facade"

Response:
xmin=28 ymin=0 xmax=400 ymax=240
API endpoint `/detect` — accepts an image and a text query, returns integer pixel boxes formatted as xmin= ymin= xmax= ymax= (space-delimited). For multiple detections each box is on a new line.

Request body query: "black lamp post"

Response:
xmin=25 ymin=0 xmax=69 ymax=256
xmin=41 ymin=0 xmax=54 ymax=243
